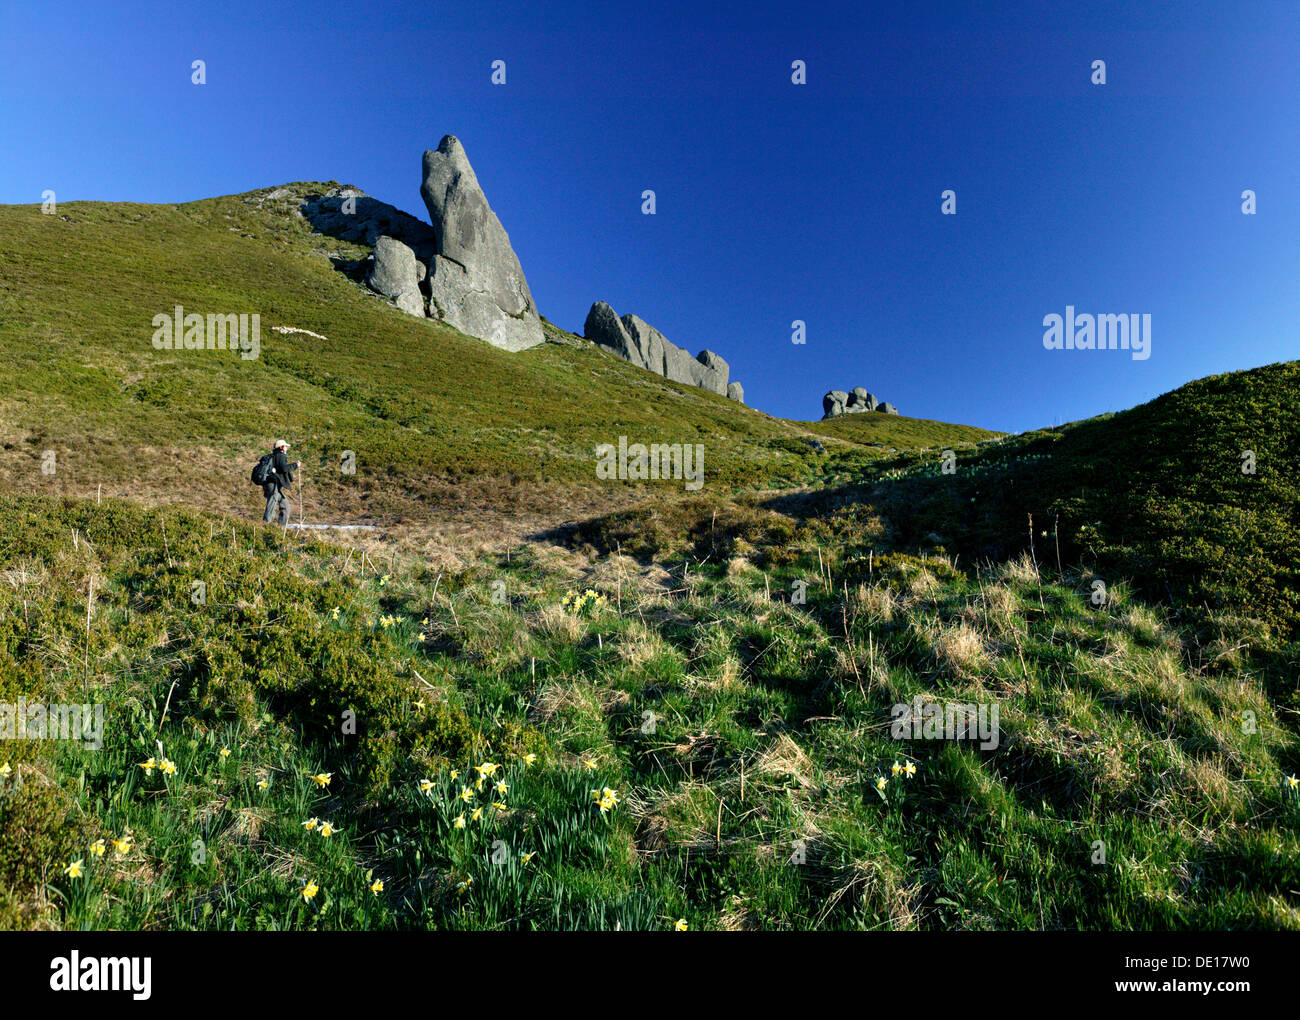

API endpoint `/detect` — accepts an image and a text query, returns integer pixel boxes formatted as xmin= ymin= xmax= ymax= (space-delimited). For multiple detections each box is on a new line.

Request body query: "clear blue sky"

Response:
xmin=2 ymin=0 xmax=1296 ymax=431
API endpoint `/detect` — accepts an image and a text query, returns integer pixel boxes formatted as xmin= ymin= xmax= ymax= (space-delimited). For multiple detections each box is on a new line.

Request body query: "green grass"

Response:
xmin=2 ymin=187 xmax=1298 ymax=930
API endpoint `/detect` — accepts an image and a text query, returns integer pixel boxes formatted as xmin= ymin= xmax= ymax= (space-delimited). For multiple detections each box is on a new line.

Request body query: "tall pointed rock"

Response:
xmin=420 ymin=135 xmax=544 ymax=352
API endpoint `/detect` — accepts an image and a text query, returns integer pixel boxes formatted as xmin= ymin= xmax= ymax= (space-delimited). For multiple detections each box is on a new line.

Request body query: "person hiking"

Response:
xmin=255 ymin=439 xmax=299 ymax=526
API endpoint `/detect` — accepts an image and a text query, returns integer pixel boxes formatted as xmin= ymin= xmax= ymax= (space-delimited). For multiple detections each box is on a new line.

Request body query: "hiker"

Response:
xmin=253 ymin=440 xmax=300 ymax=526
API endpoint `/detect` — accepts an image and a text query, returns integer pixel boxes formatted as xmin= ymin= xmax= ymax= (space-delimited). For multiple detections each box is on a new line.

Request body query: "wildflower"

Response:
xmin=474 ymin=762 xmax=499 ymax=779
xmin=159 ymin=758 xmax=177 ymax=776
xmin=523 ymin=753 xmax=537 ymax=766
xmin=493 ymin=801 xmax=507 ymax=812
xmin=65 ymin=859 xmax=84 ymax=879
xmin=458 ymin=786 xmax=474 ymax=803
xmin=903 ymin=762 xmax=917 ymax=778
xmin=111 ymin=837 xmax=132 ymax=857
xmin=520 ymin=851 xmax=536 ymax=865
xmin=1288 ymin=775 xmax=1299 ymax=790
xmin=875 ymin=777 xmax=887 ymax=792
xmin=592 ymin=787 xmax=619 ymax=814
xmin=0 ymin=762 xmax=11 ymax=778
xmin=471 ymin=806 xmax=484 ymax=822
xmin=890 ymin=761 xmax=901 ymax=777
xmin=301 ymin=880 xmax=319 ymax=902
xmin=310 ymin=772 xmax=332 ymax=788
xmin=675 ymin=918 xmax=688 ymax=931
xmin=257 ymin=778 xmax=269 ymax=791
xmin=302 ymin=817 xmax=319 ymax=830
xmin=416 ymin=634 xmax=425 ymax=643
xmin=581 ymin=758 xmax=597 ymax=770
xmin=319 ymin=821 xmax=335 ymax=838
xmin=220 ymin=748 xmax=232 ymax=759
xmin=421 ymin=617 xmax=429 ymax=626
xmin=495 ymin=780 xmax=509 ymax=795
xmin=369 ymin=879 xmax=384 ymax=895
xmin=456 ymin=878 xmax=473 ymax=894
xmin=419 ymin=779 xmax=435 ymax=793
xmin=449 ymin=768 xmax=459 ymax=780
xmin=379 ymin=574 xmax=390 ymax=587
xmin=453 ymin=814 xmax=466 ymax=829
xmin=139 ymin=757 xmax=157 ymax=773
xmin=89 ymin=839 xmax=106 ymax=858
xmin=475 ymin=776 xmax=485 ymax=791
xmin=330 ymin=607 xmax=340 ymax=620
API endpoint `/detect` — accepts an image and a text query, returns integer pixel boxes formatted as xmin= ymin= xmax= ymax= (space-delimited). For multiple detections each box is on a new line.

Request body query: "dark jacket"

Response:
xmin=263 ymin=448 xmax=295 ymax=497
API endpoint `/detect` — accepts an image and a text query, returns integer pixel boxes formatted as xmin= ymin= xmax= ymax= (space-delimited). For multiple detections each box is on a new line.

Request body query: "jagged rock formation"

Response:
xmin=301 ymin=137 xmax=544 ymax=352
xmin=823 ymin=387 xmax=899 ymax=419
xmin=419 ymin=135 xmax=544 ymax=352
xmin=584 ymin=301 xmax=744 ymax=402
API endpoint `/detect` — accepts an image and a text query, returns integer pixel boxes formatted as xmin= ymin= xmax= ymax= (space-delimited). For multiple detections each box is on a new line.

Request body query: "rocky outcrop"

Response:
xmin=823 ymin=387 xmax=899 ymax=419
xmin=420 ymin=135 xmax=544 ymax=352
xmin=367 ymin=236 xmax=425 ymax=317
xmin=584 ymin=301 xmax=744 ymax=402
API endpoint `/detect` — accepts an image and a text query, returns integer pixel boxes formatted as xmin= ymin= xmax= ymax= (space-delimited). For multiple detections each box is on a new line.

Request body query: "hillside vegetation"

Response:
xmin=0 ymin=191 xmax=1296 ymax=930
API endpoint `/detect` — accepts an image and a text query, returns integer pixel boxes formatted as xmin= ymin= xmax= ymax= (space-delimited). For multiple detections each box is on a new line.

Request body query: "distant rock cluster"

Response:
xmin=823 ymin=387 xmax=898 ymax=419
xmin=584 ymin=301 xmax=744 ymax=403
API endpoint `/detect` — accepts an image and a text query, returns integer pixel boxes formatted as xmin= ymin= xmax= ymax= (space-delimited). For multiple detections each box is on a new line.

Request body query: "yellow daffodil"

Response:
xmin=875 ymin=777 xmax=887 ymax=791
xmin=495 ymin=780 xmax=508 ymax=794
xmin=310 ymin=772 xmax=332 ymax=788
xmin=0 ymin=762 xmax=11 ymax=778
xmin=1288 ymin=775 xmax=1299 ymax=789
xmin=474 ymin=762 xmax=499 ymax=779
xmin=675 ymin=918 xmax=688 ymax=931
xmin=64 ymin=859 xmax=84 ymax=879
xmin=302 ymin=818 xmax=319 ymax=830
xmin=475 ymin=776 xmax=485 ymax=791
xmin=331 ymin=607 xmax=340 ymax=620
xmin=219 ymin=748 xmax=232 ymax=759
xmin=257 ymin=778 xmax=269 ymax=790
xmin=159 ymin=758 xmax=177 ymax=776
xmin=456 ymin=878 xmax=472 ymax=893
xmin=89 ymin=838 xmax=106 ymax=858
xmin=379 ymin=574 xmax=390 ymax=587
xmin=520 ymin=851 xmax=536 ymax=865
xmin=903 ymin=762 xmax=917 ymax=778
xmin=890 ymin=761 xmax=902 ymax=777
xmin=458 ymin=786 xmax=474 ymax=802
xmin=419 ymin=779 xmax=435 ymax=793
xmin=369 ymin=879 xmax=384 ymax=894
xmin=453 ymin=814 xmax=466 ymax=829
xmin=450 ymin=768 xmax=459 ymax=780
xmin=581 ymin=758 xmax=597 ymax=770
xmin=493 ymin=801 xmax=507 ymax=812
xmin=139 ymin=757 xmax=157 ymax=773
xmin=111 ymin=837 xmax=132 ymax=856
xmin=301 ymin=880 xmax=319 ymax=901
xmin=471 ymin=806 xmax=484 ymax=822
xmin=319 ymin=821 xmax=335 ymax=838
xmin=523 ymin=753 xmax=537 ymax=766
xmin=416 ymin=634 xmax=425 ymax=643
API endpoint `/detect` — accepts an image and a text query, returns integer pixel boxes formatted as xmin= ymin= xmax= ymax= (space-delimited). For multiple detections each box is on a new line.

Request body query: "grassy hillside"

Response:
xmin=1 ymin=188 xmax=1297 ymax=931
xmin=0 ymin=189 xmax=986 ymax=525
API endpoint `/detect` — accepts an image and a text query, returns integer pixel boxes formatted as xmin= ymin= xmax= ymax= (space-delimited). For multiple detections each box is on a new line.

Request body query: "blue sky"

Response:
xmin=2 ymin=0 xmax=1296 ymax=431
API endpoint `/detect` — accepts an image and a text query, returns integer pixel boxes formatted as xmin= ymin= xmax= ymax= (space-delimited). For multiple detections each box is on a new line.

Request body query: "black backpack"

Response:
xmin=251 ymin=453 xmax=275 ymax=485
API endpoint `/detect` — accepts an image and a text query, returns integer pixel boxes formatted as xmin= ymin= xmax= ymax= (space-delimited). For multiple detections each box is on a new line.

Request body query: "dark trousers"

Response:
xmin=263 ymin=488 xmax=292 ymax=525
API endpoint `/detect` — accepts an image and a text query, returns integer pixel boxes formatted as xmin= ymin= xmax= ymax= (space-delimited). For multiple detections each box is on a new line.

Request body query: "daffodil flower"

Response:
xmin=257 ymin=778 xmax=269 ymax=791
xmin=89 ymin=839 xmax=106 ymax=858
xmin=220 ymin=748 xmax=232 ymax=759
xmin=1288 ymin=775 xmax=1299 ymax=789
xmin=581 ymin=758 xmax=597 ymax=770
xmin=310 ymin=772 xmax=332 ymax=788
xmin=876 ymin=777 xmax=888 ymax=792
xmin=111 ymin=837 xmax=132 ymax=856
xmin=301 ymin=880 xmax=319 ymax=901
xmin=369 ymin=879 xmax=384 ymax=894
xmin=458 ymin=786 xmax=474 ymax=802
xmin=903 ymin=762 xmax=917 ymax=778
xmin=139 ymin=757 xmax=157 ymax=773
xmin=474 ymin=762 xmax=499 ymax=778
xmin=674 ymin=918 xmax=688 ymax=931
xmin=319 ymin=822 xmax=335 ymax=838
xmin=495 ymin=781 xmax=509 ymax=794
xmin=520 ymin=851 xmax=536 ymax=865
xmin=331 ymin=607 xmax=340 ymax=620
xmin=419 ymin=779 xmax=434 ymax=793
xmin=453 ymin=814 xmax=466 ymax=829
xmin=0 ymin=762 xmax=12 ymax=778
xmin=523 ymin=753 xmax=537 ymax=766
xmin=302 ymin=818 xmax=319 ymax=830
xmin=890 ymin=761 xmax=902 ymax=777
xmin=493 ymin=801 xmax=507 ymax=812
xmin=160 ymin=758 xmax=177 ymax=776
xmin=64 ymin=859 xmax=84 ymax=879
xmin=449 ymin=769 xmax=459 ymax=780
xmin=471 ymin=806 xmax=484 ymax=822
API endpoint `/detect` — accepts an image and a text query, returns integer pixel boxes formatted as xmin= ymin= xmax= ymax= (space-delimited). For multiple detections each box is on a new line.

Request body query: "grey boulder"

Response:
xmin=823 ymin=390 xmax=849 ymax=417
xmin=367 ymin=235 xmax=424 ymax=316
xmin=726 ymin=381 xmax=745 ymax=404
